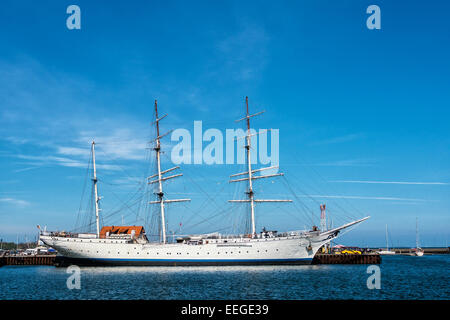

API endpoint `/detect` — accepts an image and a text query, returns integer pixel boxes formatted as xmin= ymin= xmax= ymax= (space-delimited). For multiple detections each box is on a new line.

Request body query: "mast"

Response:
xmin=320 ymin=204 xmax=328 ymax=252
xmin=385 ymin=224 xmax=389 ymax=251
xmin=229 ymin=96 xmax=291 ymax=238
xmin=245 ymin=97 xmax=256 ymax=236
xmin=149 ymin=100 xmax=190 ymax=244
xmin=320 ymin=204 xmax=327 ymax=231
xmin=92 ymin=141 xmax=101 ymax=238
xmin=416 ymin=217 xmax=420 ymax=249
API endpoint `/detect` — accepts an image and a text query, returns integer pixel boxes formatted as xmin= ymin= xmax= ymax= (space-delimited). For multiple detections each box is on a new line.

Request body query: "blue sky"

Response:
xmin=0 ymin=0 xmax=449 ymax=247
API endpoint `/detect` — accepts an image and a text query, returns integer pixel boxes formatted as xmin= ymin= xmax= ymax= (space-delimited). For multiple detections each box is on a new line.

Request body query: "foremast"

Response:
xmin=148 ymin=100 xmax=190 ymax=244
xmin=229 ymin=97 xmax=292 ymax=238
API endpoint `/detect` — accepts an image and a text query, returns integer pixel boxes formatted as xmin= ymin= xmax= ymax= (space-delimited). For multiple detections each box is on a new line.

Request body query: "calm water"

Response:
xmin=0 ymin=255 xmax=448 ymax=300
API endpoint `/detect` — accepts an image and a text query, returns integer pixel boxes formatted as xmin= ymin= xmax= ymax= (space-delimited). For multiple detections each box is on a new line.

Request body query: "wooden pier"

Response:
xmin=313 ymin=254 xmax=381 ymax=264
xmin=0 ymin=255 xmax=56 ymax=266
xmin=0 ymin=253 xmax=378 ymax=266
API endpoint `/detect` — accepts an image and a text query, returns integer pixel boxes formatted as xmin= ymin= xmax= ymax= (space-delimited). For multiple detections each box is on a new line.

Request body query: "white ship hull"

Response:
xmin=41 ymin=235 xmax=322 ymax=266
xmin=41 ymin=218 xmax=368 ymax=266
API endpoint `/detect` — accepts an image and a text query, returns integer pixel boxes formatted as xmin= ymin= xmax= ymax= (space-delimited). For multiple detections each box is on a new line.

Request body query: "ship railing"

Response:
xmin=41 ymin=231 xmax=100 ymax=239
xmin=105 ymin=234 xmax=133 ymax=240
xmin=43 ymin=231 xmax=80 ymax=238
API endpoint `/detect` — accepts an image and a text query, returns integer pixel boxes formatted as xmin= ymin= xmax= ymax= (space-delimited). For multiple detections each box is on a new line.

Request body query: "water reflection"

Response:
xmin=0 ymin=255 xmax=448 ymax=300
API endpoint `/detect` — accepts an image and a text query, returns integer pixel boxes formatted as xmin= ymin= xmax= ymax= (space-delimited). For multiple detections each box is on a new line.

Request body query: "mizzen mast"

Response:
xmin=229 ymin=96 xmax=292 ymax=238
xmin=148 ymin=100 xmax=190 ymax=244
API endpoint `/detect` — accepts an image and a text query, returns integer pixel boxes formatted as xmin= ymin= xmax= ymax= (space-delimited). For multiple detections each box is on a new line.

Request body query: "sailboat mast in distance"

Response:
xmin=416 ymin=217 xmax=419 ymax=248
xmin=414 ymin=217 xmax=424 ymax=256
xmin=378 ymin=224 xmax=396 ymax=255
xmin=386 ymin=224 xmax=389 ymax=251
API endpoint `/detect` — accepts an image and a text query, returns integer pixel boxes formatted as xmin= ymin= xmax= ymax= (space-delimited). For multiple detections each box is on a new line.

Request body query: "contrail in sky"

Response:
xmin=299 ymin=195 xmax=428 ymax=202
xmin=330 ymin=180 xmax=448 ymax=185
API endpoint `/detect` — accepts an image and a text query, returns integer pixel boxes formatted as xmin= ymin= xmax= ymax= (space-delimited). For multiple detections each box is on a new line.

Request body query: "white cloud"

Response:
xmin=4 ymin=136 xmax=30 ymax=145
xmin=0 ymin=198 xmax=30 ymax=207
xmin=16 ymin=154 xmax=121 ymax=171
xmin=76 ymin=128 xmax=149 ymax=161
xmin=310 ymin=133 xmax=365 ymax=146
xmin=56 ymin=147 xmax=89 ymax=157
xmin=215 ymin=23 xmax=269 ymax=81
xmin=303 ymin=158 xmax=376 ymax=167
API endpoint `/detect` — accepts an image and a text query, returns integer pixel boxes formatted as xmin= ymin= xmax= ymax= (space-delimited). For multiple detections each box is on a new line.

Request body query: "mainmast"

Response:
xmin=229 ymin=96 xmax=292 ymax=238
xmin=148 ymin=100 xmax=190 ymax=244
xmin=91 ymin=141 xmax=101 ymax=238
xmin=245 ymin=96 xmax=256 ymax=236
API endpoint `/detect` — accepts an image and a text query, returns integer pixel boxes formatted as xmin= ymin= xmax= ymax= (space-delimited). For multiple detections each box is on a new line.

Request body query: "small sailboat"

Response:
xmin=414 ymin=218 xmax=424 ymax=256
xmin=378 ymin=224 xmax=396 ymax=255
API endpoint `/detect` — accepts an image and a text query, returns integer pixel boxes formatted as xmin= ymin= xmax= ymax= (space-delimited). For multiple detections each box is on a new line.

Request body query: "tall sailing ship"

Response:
xmin=40 ymin=97 xmax=369 ymax=266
